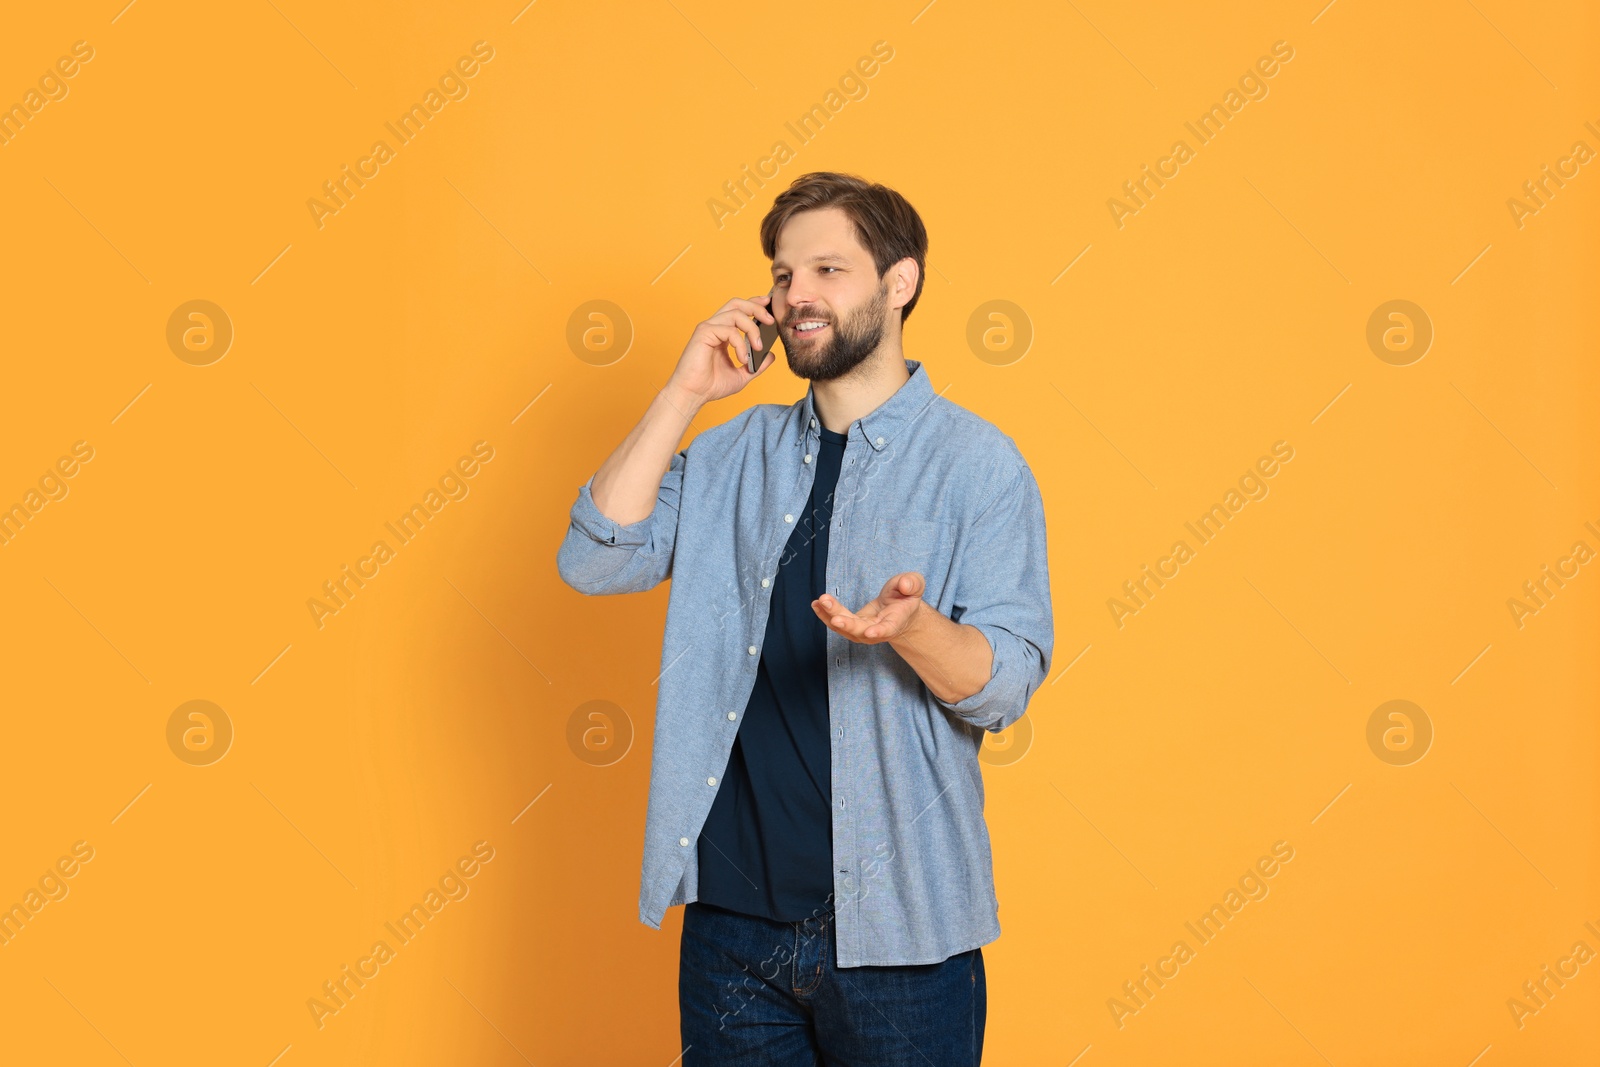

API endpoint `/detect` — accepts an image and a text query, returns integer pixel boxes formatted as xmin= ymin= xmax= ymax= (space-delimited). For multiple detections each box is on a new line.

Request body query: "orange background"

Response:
xmin=1 ymin=1 xmax=1596 ymax=1064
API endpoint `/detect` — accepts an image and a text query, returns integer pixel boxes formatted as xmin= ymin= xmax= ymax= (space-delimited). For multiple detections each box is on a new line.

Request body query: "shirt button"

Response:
xmin=875 ymin=436 xmax=885 ymax=446
xmin=761 ymin=578 xmax=770 ymax=588
xmin=707 ymin=776 xmax=717 ymax=786
xmin=810 ymin=417 xmax=817 ymax=427
xmin=748 ymin=645 xmax=758 ymax=655
xmin=784 ymin=514 xmax=793 ymax=523
xmin=803 ymin=454 xmax=811 ymax=464
xmin=728 ymin=711 xmax=737 ymax=720
xmin=679 ymin=837 xmax=689 ymax=846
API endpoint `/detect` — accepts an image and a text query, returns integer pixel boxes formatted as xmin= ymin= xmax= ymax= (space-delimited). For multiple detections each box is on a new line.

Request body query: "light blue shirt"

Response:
xmin=556 ymin=358 xmax=1054 ymax=966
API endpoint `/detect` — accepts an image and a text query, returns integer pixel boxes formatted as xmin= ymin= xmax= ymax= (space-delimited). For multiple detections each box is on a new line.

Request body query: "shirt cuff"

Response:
xmin=931 ymin=622 xmax=1008 ymax=728
xmin=570 ymin=475 xmax=654 ymax=548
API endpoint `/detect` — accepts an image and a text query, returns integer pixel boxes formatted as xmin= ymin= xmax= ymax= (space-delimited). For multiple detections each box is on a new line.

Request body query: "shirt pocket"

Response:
xmin=867 ymin=517 xmax=957 ymax=608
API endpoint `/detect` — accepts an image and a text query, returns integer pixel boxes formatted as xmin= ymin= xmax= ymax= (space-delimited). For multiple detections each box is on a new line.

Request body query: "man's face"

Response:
xmin=770 ymin=206 xmax=893 ymax=382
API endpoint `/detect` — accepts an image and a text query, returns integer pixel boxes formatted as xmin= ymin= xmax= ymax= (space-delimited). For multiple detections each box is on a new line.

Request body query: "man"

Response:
xmin=556 ymin=171 xmax=1053 ymax=1065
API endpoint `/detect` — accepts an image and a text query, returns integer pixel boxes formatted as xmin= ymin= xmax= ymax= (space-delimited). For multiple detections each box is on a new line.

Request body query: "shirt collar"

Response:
xmin=797 ymin=358 xmax=934 ymax=453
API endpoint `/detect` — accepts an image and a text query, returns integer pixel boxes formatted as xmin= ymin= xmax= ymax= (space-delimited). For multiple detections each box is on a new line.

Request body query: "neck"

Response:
xmin=812 ymin=351 xmax=910 ymax=435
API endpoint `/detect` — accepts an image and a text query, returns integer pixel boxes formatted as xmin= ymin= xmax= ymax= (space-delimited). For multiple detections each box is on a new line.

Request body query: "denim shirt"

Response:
xmin=556 ymin=358 xmax=1054 ymax=967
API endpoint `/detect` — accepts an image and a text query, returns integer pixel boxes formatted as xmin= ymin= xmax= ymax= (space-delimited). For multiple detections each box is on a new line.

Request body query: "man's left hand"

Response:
xmin=812 ymin=573 xmax=928 ymax=644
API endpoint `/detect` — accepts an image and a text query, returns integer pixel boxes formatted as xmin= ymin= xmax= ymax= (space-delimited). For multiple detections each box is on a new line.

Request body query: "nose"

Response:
xmin=783 ymin=279 xmax=822 ymax=321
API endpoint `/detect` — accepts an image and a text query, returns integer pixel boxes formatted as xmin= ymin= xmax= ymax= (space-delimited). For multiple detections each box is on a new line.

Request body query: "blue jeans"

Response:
xmin=679 ymin=900 xmax=986 ymax=1066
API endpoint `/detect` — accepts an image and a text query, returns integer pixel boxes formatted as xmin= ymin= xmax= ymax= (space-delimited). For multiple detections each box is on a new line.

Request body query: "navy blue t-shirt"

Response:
xmin=696 ymin=424 xmax=848 ymax=922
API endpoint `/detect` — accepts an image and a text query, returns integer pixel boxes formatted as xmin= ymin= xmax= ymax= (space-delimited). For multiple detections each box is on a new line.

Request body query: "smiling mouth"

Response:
xmin=790 ymin=322 xmax=830 ymax=338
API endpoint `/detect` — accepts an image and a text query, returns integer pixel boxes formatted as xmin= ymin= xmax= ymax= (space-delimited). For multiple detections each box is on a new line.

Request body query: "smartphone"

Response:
xmin=749 ymin=288 xmax=780 ymax=373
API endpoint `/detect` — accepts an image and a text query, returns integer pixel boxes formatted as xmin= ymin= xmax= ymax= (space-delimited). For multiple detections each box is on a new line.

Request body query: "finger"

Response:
xmin=825 ymin=611 xmax=871 ymax=640
xmin=817 ymin=593 xmax=858 ymax=619
xmin=882 ymin=571 xmax=924 ymax=599
xmin=811 ymin=600 xmax=842 ymax=634
xmin=710 ymin=310 xmax=763 ymax=359
xmin=729 ymin=310 xmax=764 ymax=350
xmin=705 ymin=322 xmax=751 ymax=368
xmin=812 ymin=598 xmax=864 ymax=630
xmin=813 ymin=596 xmax=863 ymax=634
xmin=716 ymin=296 xmax=776 ymax=325
xmin=811 ymin=597 xmax=846 ymax=625
xmin=825 ymin=591 xmax=889 ymax=627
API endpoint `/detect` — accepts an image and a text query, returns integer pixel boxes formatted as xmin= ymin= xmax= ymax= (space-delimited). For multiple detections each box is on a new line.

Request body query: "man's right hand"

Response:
xmin=666 ymin=295 xmax=778 ymax=407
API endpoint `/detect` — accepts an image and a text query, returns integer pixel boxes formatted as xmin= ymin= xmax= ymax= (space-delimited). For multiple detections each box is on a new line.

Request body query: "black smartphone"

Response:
xmin=749 ymin=288 xmax=780 ymax=373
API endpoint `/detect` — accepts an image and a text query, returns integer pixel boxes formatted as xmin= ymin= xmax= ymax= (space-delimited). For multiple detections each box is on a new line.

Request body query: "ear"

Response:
xmin=887 ymin=257 xmax=919 ymax=314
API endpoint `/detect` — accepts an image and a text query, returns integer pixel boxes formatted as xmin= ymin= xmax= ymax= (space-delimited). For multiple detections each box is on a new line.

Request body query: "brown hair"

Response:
xmin=759 ymin=171 xmax=929 ymax=322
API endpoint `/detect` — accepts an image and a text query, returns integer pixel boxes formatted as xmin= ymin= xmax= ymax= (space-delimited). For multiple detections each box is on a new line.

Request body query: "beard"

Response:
xmin=780 ymin=276 xmax=890 ymax=382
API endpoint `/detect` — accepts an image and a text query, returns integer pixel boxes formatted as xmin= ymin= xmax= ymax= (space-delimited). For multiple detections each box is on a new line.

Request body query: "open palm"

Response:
xmin=812 ymin=572 xmax=926 ymax=644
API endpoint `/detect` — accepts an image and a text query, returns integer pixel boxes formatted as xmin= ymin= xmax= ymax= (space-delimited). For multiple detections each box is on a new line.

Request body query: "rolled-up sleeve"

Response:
xmin=556 ymin=447 xmax=686 ymax=595
xmin=932 ymin=458 xmax=1054 ymax=733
